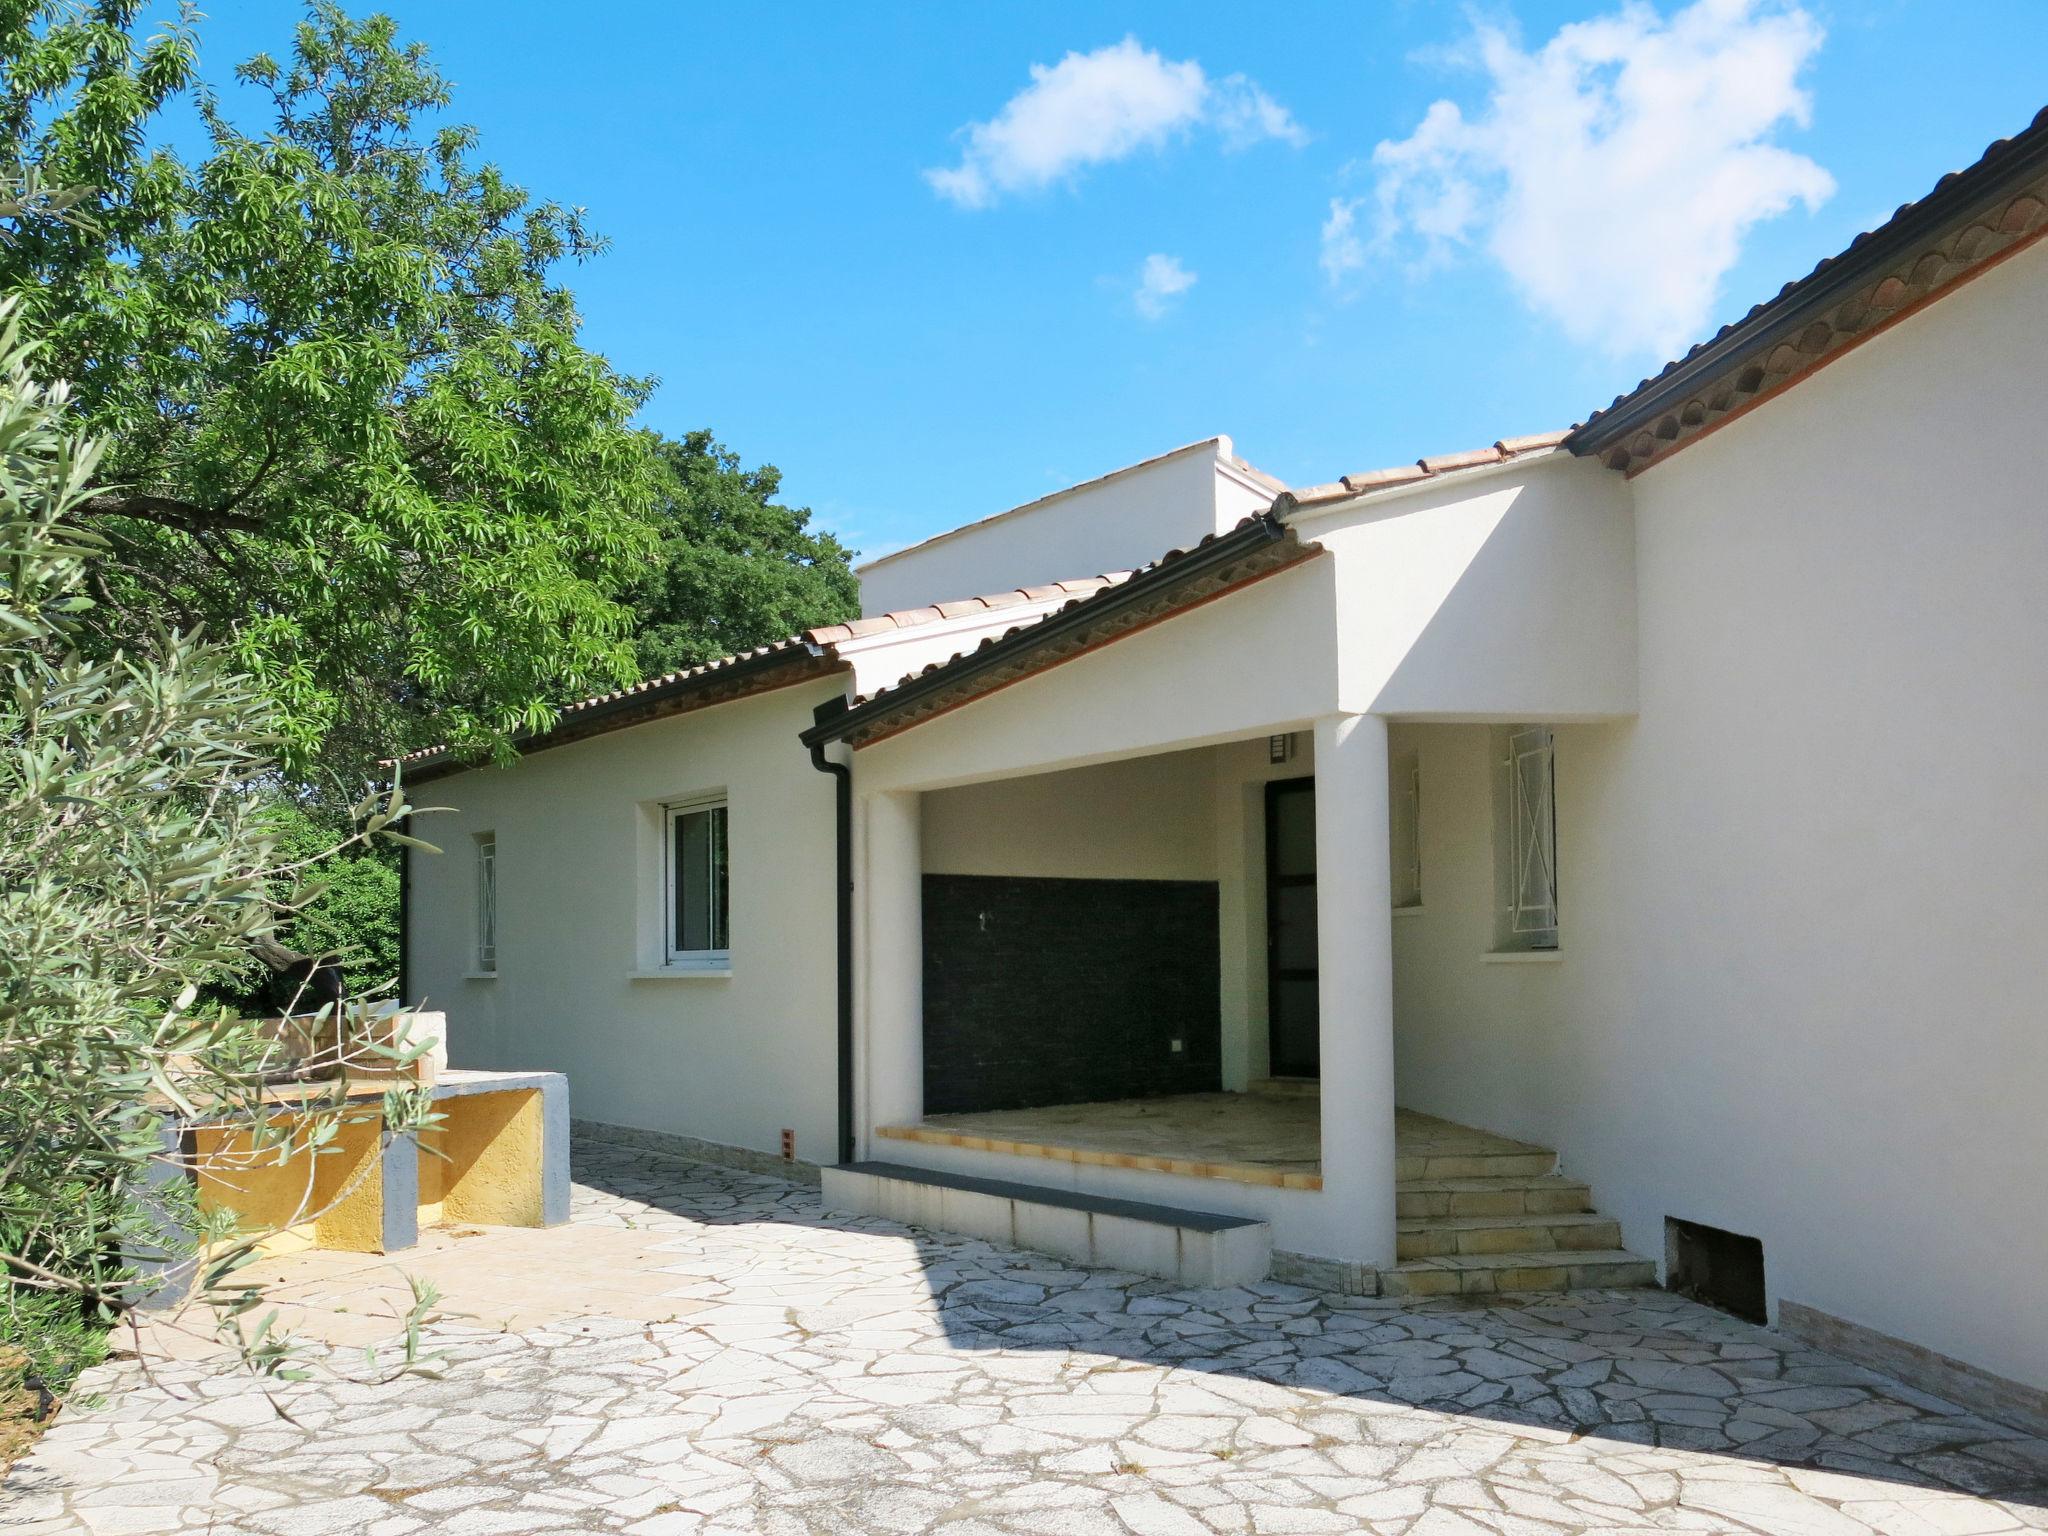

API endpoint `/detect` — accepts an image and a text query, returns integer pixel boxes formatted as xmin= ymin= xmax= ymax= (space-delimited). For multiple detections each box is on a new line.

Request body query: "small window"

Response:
xmin=474 ymin=833 xmax=498 ymax=973
xmin=664 ymin=797 xmax=729 ymax=968
xmin=1494 ymin=725 xmax=1558 ymax=951
xmin=1390 ymin=748 xmax=1422 ymax=910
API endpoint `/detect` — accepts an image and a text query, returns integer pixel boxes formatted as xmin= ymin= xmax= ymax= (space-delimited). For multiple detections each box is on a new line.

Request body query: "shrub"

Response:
xmin=0 ymin=303 xmax=433 ymax=1392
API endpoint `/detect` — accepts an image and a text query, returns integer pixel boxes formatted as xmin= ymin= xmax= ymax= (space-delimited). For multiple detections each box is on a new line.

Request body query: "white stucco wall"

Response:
xmin=858 ymin=555 xmax=1341 ymax=794
xmin=407 ymin=678 xmax=846 ymax=1166
xmin=856 ymin=438 xmax=1273 ymax=617
xmin=921 ymin=752 xmax=1219 ymax=882
xmin=1390 ymin=238 xmax=2048 ymax=1393
xmin=1296 ymin=454 xmax=1637 ymax=720
xmin=1386 ymin=721 xmax=1589 ymax=1145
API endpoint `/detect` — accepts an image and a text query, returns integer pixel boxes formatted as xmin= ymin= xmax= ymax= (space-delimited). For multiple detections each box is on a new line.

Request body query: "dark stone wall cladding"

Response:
xmin=922 ymin=873 xmax=1222 ymax=1115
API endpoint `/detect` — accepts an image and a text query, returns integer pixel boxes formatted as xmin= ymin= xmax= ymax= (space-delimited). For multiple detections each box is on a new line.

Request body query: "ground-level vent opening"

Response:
xmin=1665 ymin=1216 xmax=1766 ymax=1324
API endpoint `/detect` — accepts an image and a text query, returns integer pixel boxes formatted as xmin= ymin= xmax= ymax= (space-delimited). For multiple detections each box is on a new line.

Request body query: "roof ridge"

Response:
xmin=1279 ymin=431 xmax=1570 ymax=512
xmin=804 ymin=512 xmax=1314 ymax=751
xmin=389 ymin=566 xmax=1146 ymax=774
xmin=809 ymin=571 xmax=1135 ymax=645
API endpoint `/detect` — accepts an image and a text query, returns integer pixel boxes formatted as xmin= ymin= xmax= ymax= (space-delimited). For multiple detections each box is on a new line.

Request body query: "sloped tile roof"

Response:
xmin=1570 ymin=104 xmax=2048 ymax=473
xmin=803 ymin=513 xmax=1318 ymax=751
xmin=1278 ymin=431 xmax=1571 ymax=512
xmin=392 ymin=576 xmax=1128 ymax=779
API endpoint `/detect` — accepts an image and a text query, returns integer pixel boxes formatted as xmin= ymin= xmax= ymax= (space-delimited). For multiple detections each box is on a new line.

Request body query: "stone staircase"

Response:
xmin=1383 ymin=1116 xmax=1656 ymax=1298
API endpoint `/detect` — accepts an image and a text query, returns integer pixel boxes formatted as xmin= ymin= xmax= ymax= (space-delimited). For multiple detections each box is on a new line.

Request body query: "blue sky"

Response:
xmin=177 ymin=3 xmax=2047 ymax=562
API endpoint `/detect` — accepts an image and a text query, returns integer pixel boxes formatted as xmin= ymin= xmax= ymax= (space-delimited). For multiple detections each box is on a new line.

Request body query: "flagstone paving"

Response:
xmin=5 ymin=1136 xmax=2046 ymax=1535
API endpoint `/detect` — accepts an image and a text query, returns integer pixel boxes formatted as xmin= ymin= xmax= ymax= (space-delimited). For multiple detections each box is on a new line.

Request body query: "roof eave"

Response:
xmin=1277 ymin=443 xmax=1573 ymax=521
xmin=1569 ymin=108 xmax=2048 ymax=464
xmin=802 ymin=513 xmax=1302 ymax=752
xmin=401 ymin=642 xmax=841 ymax=783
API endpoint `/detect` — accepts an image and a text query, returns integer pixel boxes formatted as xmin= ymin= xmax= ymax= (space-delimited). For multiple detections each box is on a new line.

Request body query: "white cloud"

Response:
xmin=1320 ymin=197 xmax=1367 ymax=287
xmin=1361 ymin=0 xmax=1835 ymax=357
xmin=1134 ymin=253 xmax=1197 ymax=319
xmin=927 ymin=37 xmax=1303 ymax=208
xmin=1211 ymin=76 xmax=1310 ymax=151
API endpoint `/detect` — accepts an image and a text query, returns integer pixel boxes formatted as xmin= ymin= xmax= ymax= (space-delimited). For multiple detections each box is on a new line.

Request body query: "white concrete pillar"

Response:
xmin=1312 ymin=712 xmax=1399 ymax=1269
xmin=860 ymin=789 xmax=923 ymax=1150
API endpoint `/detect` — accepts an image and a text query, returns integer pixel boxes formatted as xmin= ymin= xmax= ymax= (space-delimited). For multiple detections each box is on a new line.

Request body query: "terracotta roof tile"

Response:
xmin=390 ymin=569 xmax=1131 ymax=776
xmin=1274 ymin=432 xmax=1569 ymax=515
xmin=1495 ymin=430 xmax=1572 ymax=455
xmin=1417 ymin=446 xmax=1504 ymax=474
xmin=1342 ymin=465 xmax=1433 ymax=492
xmin=808 ymin=514 xmax=1317 ymax=748
xmin=1287 ymin=480 xmax=1355 ymax=507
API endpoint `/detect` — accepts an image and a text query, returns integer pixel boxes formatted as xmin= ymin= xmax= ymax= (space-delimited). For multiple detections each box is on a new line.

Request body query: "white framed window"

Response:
xmin=474 ymin=833 xmax=498 ymax=974
xmin=663 ymin=796 xmax=730 ymax=968
xmin=1390 ymin=748 xmax=1423 ymax=911
xmin=1494 ymin=725 xmax=1558 ymax=951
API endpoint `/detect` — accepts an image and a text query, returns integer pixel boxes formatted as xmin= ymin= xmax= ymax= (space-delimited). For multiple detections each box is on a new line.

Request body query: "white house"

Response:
xmin=399 ymin=106 xmax=2048 ymax=1431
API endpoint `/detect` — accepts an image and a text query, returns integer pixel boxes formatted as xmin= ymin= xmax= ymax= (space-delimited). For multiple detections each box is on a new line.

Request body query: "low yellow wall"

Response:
xmin=191 ymin=1109 xmax=387 ymax=1256
xmin=192 ymin=1087 xmax=545 ymax=1259
xmin=420 ymin=1088 xmax=544 ymax=1228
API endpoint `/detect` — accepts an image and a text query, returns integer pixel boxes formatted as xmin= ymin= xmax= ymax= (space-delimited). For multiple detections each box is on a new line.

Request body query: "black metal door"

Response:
xmin=1265 ymin=777 xmax=1319 ymax=1078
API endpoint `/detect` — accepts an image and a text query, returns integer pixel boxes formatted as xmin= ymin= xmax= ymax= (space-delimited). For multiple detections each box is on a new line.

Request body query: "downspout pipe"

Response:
xmin=808 ymin=696 xmax=856 ymax=1166
xmin=397 ymin=833 xmax=412 ymax=1006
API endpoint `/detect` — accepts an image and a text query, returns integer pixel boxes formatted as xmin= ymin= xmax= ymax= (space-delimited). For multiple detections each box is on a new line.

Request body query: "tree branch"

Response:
xmin=77 ymin=491 xmax=266 ymax=535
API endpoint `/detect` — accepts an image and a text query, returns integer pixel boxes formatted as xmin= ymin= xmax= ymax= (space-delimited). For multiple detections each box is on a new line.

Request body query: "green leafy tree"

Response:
xmin=628 ymin=428 xmax=859 ymax=678
xmin=0 ymin=307 xmax=435 ymax=1396
xmin=203 ymin=795 xmax=402 ymax=1018
xmin=263 ymin=801 xmax=402 ymax=995
xmin=0 ymin=1 xmax=655 ymax=780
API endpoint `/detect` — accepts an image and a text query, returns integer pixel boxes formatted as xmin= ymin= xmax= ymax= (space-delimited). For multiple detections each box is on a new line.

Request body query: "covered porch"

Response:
xmin=816 ymin=476 xmax=1641 ymax=1285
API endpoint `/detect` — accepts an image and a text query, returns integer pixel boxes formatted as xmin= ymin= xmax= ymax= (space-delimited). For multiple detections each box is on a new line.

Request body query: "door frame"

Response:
xmin=1264 ymin=774 xmax=1318 ymax=1079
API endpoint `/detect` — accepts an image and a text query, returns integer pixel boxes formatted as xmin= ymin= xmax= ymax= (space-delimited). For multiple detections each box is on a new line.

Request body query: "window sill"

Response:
xmin=628 ymin=968 xmax=733 ymax=982
xmin=1392 ymin=905 xmax=1426 ymax=919
xmin=1481 ymin=949 xmax=1563 ymax=965
xmin=463 ymin=971 xmax=499 ymax=981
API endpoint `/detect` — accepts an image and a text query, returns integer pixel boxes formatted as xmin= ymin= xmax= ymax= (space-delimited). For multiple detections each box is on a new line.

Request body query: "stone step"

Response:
xmin=1394 ymin=1149 xmax=1559 ymax=1180
xmin=821 ymin=1160 xmax=1270 ymax=1289
xmin=1396 ymin=1174 xmax=1594 ymax=1219
xmin=1396 ymin=1210 xmax=1623 ymax=1260
xmin=1381 ymin=1248 xmax=1658 ymax=1298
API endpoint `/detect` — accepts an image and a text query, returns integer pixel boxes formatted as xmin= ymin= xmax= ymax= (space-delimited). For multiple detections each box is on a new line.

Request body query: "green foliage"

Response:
xmin=3 ymin=1269 xmax=107 ymax=1398
xmin=0 ymin=304 xmax=432 ymax=1385
xmin=627 ymin=429 xmax=859 ymax=679
xmin=265 ymin=801 xmax=402 ymax=996
xmin=0 ymin=1 xmax=656 ymax=780
xmin=204 ymin=796 xmax=402 ymax=1015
